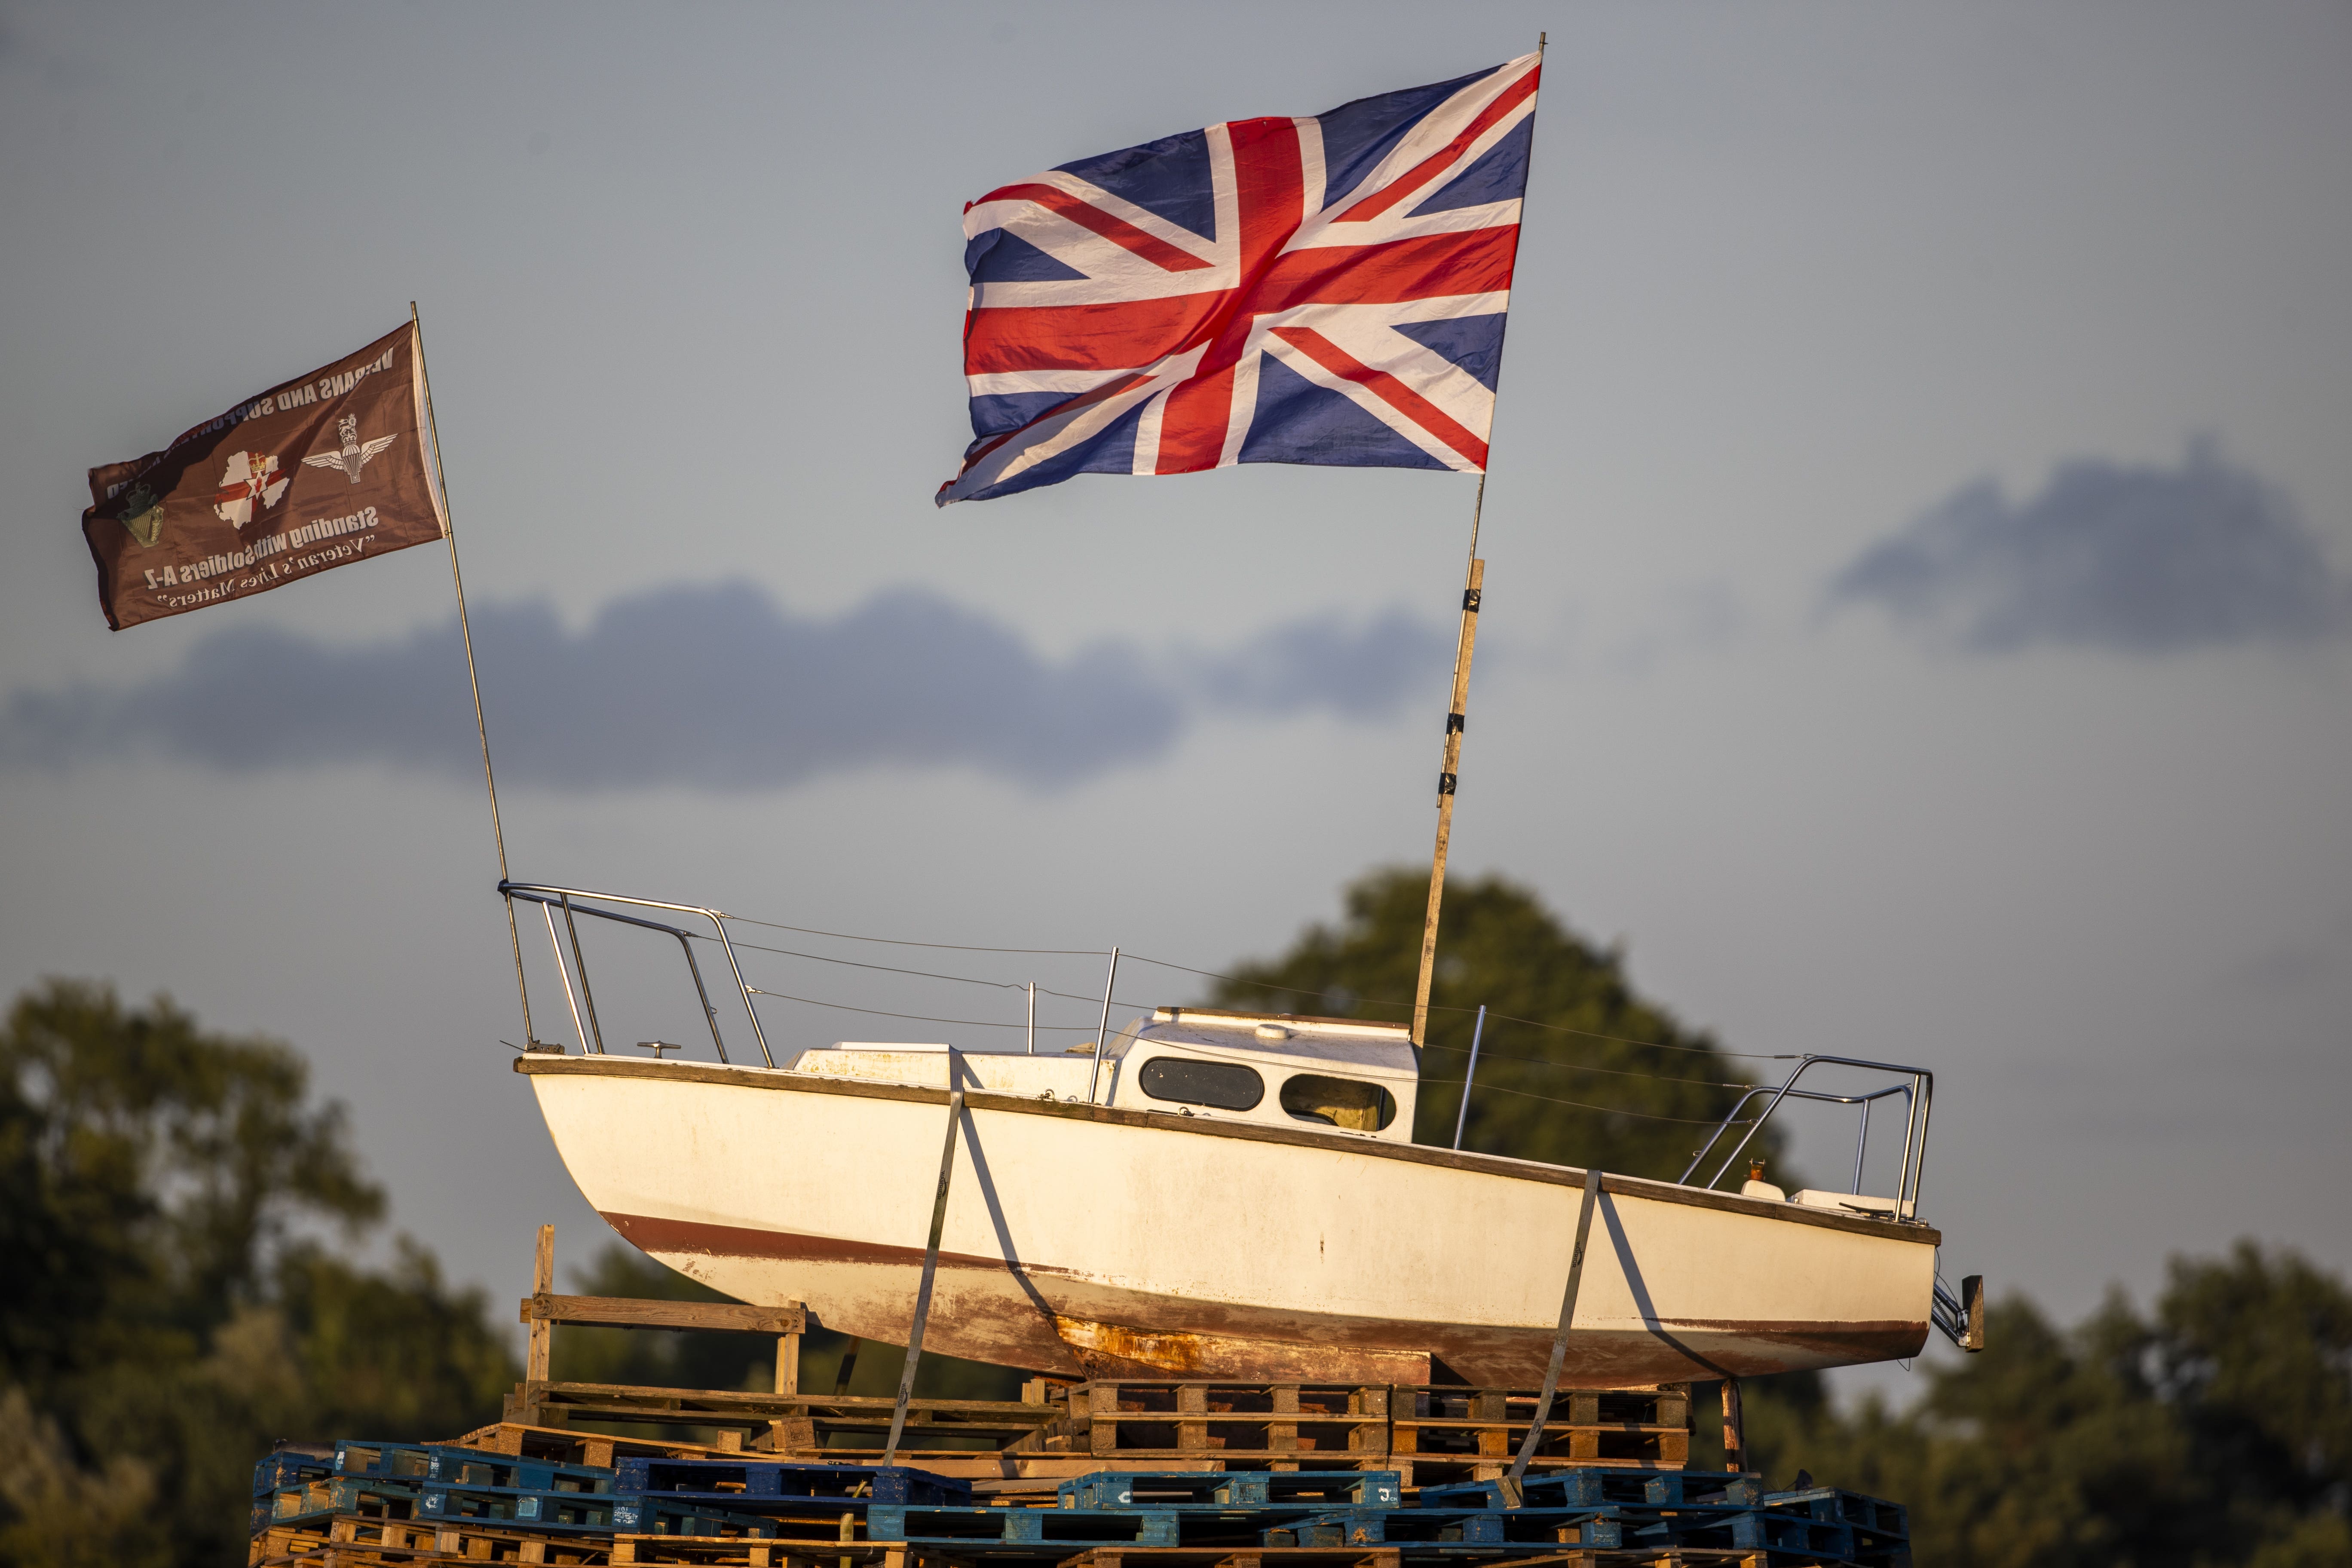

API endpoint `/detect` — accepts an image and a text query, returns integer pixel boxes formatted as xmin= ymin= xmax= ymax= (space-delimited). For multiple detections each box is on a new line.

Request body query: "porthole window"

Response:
xmin=1138 ymin=1056 xmax=1264 ymax=1111
xmin=1280 ymin=1074 xmax=1396 ymax=1132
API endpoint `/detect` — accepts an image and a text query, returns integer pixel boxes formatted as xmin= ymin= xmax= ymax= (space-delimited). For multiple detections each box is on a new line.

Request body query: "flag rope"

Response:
xmin=411 ymin=301 xmax=535 ymax=1050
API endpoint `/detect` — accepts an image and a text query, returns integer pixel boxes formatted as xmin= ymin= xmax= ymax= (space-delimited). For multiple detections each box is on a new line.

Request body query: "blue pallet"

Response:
xmin=263 ymin=1475 xmax=422 ymax=1526
xmin=1058 ymin=1471 xmax=1402 ymax=1511
xmin=416 ymin=1482 xmax=775 ymax=1539
xmin=1418 ymin=1468 xmax=1761 ymax=1511
xmin=1633 ymin=1507 xmax=1855 ymax=1557
xmin=616 ymin=1458 xmax=969 ymax=1508
xmin=869 ymin=1504 xmax=1182 ymax=1547
xmin=336 ymin=1440 xmax=615 ymax=1494
xmin=253 ymin=1450 xmax=334 ymax=1498
xmin=1766 ymin=1484 xmax=1909 ymax=1541
xmin=1268 ymin=1506 xmax=1625 ymax=1549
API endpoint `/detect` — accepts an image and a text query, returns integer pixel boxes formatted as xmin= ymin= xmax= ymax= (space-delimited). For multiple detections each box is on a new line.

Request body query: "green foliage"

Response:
xmin=1754 ymin=1243 xmax=2352 ymax=1567
xmin=1207 ymin=867 xmax=1788 ymax=1185
xmin=0 ymin=980 xmax=381 ymax=1401
xmin=0 ymin=979 xmax=516 ymax=1568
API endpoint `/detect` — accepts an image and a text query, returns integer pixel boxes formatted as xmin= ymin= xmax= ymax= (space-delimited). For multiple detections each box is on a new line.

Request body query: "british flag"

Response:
xmin=937 ymin=54 xmax=1540 ymax=506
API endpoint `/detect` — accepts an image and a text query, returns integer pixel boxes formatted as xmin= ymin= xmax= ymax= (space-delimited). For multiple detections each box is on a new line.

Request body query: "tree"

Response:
xmin=1759 ymin=1244 xmax=2352 ymax=1568
xmin=0 ymin=980 xmax=515 ymax=1568
xmin=1207 ymin=867 xmax=1789 ymax=1185
xmin=0 ymin=980 xmax=380 ymax=1403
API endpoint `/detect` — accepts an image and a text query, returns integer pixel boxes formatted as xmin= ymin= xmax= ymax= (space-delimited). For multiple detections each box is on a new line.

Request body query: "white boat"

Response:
xmin=510 ymin=913 xmax=1978 ymax=1387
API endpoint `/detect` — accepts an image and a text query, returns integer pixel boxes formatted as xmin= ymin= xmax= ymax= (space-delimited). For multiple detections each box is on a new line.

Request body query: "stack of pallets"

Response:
xmin=498 ymin=1379 xmax=1688 ymax=1485
xmin=498 ymin=1233 xmax=1692 ymax=1484
xmin=248 ymin=1445 xmax=1911 ymax=1568
xmin=1004 ymin=1381 xmax=1689 ymax=1484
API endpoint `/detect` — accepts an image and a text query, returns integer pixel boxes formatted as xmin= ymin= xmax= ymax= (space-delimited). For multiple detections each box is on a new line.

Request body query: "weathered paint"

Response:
xmin=519 ymin=1054 xmax=1936 ymax=1386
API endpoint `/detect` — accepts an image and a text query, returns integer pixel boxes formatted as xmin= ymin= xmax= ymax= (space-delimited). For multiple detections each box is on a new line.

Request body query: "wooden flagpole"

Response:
xmin=1412 ymin=495 xmax=1484 ymax=1046
xmin=1410 ymin=33 xmax=1544 ymax=1048
xmin=411 ymin=302 xmax=535 ymax=1049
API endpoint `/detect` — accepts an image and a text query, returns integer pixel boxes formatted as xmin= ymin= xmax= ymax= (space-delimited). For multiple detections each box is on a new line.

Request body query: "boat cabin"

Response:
xmin=779 ymin=1006 xmax=1421 ymax=1144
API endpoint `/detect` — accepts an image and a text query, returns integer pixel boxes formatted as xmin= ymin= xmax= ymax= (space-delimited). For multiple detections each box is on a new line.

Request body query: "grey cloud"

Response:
xmin=1828 ymin=443 xmax=2349 ymax=653
xmin=1185 ymin=606 xmax=1454 ymax=720
xmin=0 ymin=582 xmax=1442 ymax=793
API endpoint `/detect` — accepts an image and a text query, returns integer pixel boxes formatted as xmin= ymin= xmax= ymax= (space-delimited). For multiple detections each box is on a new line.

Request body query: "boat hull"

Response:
xmin=519 ymin=1056 xmax=1935 ymax=1386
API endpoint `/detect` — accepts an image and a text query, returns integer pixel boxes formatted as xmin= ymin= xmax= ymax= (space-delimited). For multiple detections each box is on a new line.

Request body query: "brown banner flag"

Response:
xmin=80 ymin=322 xmax=450 ymax=630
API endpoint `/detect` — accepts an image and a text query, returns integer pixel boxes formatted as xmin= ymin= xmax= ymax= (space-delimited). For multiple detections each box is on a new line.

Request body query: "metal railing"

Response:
xmin=1679 ymin=1054 xmax=1982 ymax=1352
xmin=499 ymin=880 xmax=772 ymax=1068
xmin=1678 ymin=1054 xmax=1935 ymax=1216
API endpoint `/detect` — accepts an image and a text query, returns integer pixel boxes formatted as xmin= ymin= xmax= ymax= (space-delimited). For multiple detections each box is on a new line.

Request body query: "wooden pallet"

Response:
xmin=1389 ymin=1389 xmax=1690 ymax=1485
xmin=609 ymin=1544 xmax=925 ymax=1568
xmin=251 ymin=1515 xmax=611 ymax=1566
xmin=493 ymin=1378 xmax=1688 ymax=1486
xmin=1061 ymin=1550 xmax=1771 ymax=1568
xmin=1013 ymin=1382 xmax=1395 ymax=1473
xmin=448 ymin=1424 xmax=751 ymax=1470
xmin=1012 ymin=1382 xmax=1689 ymax=1486
xmin=507 ymin=1382 xmax=1061 ymax=1455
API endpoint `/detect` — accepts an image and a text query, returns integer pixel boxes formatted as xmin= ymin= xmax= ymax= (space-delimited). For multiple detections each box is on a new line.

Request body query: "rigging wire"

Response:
xmin=1119 ymin=952 xmax=1798 ymax=1060
xmin=1458 ymin=1080 xmax=1763 ymax=1127
xmin=744 ymin=988 xmax=1096 ymax=1032
xmin=709 ymin=940 xmax=1776 ymax=1096
xmin=746 ymin=988 xmax=1750 ymax=1128
xmin=740 ymin=993 xmax=1748 ymax=1129
xmin=593 ymin=900 xmax=1796 ymax=1097
xmin=677 ymin=905 xmax=1782 ymax=1063
xmin=1418 ymin=1038 xmax=1756 ymax=1092
xmin=726 ymin=915 xmax=1104 ymax=957
xmin=726 ymin=937 xmax=1030 ymax=991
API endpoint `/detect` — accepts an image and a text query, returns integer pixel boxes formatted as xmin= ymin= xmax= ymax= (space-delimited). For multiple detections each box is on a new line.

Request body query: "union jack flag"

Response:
xmin=937 ymin=54 xmax=1540 ymax=506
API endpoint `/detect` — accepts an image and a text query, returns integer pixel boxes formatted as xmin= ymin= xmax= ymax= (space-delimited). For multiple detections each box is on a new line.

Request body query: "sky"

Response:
xmin=4 ymin=0 xmax=2349 ymax=1405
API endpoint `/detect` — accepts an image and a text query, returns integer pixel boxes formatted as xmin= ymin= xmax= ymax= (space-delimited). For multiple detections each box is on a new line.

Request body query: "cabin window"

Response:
xmin=1137 ymin=1056 xmax=1264 ymax=1111
xmin=1280 ymin=1075 xmax=1397 ymax=1132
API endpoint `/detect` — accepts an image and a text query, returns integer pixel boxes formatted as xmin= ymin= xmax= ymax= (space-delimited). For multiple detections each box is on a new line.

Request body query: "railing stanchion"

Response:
xmin=558 ymin=893 xmax=606 ymax=1056
xmin=541 ymin=901 xmax=590 ymax=1053
xmin=674 ymin=931 xmax=728 ymax=1063
xmin=707 ymin=915 xmax=771 ymax=1067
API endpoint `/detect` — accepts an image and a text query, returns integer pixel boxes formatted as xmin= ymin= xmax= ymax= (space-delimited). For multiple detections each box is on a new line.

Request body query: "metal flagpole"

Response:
xmin=1410 ymin=32 xmax=1546 ymax=1049
xmin=411 ymin=302 xmax=535 ymax=1050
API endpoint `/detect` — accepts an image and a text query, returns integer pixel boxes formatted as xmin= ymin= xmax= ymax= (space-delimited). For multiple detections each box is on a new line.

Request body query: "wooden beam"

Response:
xmin=526 ymin=1225 xmax=555 ymax=1381
xmin=520 ymin=1292 xmax=807 ymax=1336
xmin=776 ymin=1299 xmax=804 ymax=1396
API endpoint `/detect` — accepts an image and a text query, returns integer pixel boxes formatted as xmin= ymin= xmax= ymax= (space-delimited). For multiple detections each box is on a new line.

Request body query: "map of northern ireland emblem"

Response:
xmin=302 ymin=413 xmax=399 ymax=485
xmin=212 ymin=451 xmax=290 ymax=530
